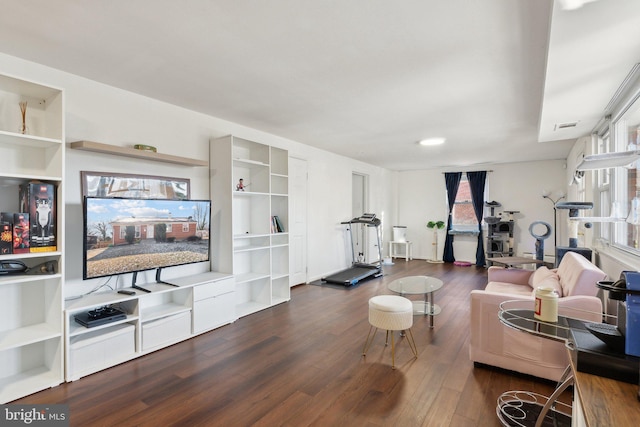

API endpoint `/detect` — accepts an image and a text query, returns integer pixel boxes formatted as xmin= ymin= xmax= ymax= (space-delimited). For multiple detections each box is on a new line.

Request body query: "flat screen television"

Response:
xmin=83 ymin=197 xmax=211 ymax=290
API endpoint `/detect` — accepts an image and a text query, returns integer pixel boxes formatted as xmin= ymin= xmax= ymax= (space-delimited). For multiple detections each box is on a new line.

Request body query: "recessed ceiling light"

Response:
xmin=418 ymin=138 xmax=446 ymax=146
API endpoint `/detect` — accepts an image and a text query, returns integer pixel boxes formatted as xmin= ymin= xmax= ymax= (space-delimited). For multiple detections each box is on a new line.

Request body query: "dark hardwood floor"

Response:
xmin=14 ymin=260 xmax=566 ymax=426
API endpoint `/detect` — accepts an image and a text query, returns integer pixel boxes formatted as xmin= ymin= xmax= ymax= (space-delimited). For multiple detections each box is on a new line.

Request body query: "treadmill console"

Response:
xmin=348 ymin=213 xmax=380 ymax=225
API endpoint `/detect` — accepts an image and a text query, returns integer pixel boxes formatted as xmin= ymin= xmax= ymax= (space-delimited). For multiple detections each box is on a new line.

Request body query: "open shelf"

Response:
xmin=0 ymin=324 xmax=61 ymax=351
xmin=141 ymin=304 xmax=191 ymax=323
xmin=0 ymin=130 xmax=62 ymax=145
xmin=67 ymin=315 xmax=138 ymax=338
xmin=575 ymin=149 xmax=640 ymax=171
xmin=0 ymin=271 xmax=62 ymax=286
xmin=0 ymin=338 xmax=62 ymax=401
xmin=70 ymin=140 xmax=208 ymax=167
xmin=0 ymin=366 xmax=62 ymax=404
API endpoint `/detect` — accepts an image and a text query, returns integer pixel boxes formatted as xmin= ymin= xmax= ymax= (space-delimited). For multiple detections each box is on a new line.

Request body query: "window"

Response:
xmin=452 ymin=176 xmax=479 ymax=231
xmin=595 ymin=64 xmax=640 ymax=253
xmin=119 ymin=225 xmax=140 ymax=239
xmin=594 ymin=133 xmax=612 ymax=242
xmin=182 ymin=223 xmax=189 ymax=232
xmin=612 ymin=106 xmax=640 ymax=251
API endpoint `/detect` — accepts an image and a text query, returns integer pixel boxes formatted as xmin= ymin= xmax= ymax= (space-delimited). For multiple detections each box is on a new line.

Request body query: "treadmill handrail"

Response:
xmin=341 ymin=217 xmax=381 ymax=226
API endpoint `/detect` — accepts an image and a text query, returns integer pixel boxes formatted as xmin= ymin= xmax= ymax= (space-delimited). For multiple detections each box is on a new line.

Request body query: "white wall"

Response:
xmin=2 ymin=51 xmax=584 ymax=291
xmin=0 ymin=52 xmax=394 ymax=296
xmin=395 ymin=160 xmax=568 ymax=263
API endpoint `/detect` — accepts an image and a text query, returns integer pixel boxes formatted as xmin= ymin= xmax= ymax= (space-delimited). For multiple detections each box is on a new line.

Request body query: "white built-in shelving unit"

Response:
xmin=0 ymin=72 xmax=65 ymax=403
xmin=60 ymin=136 xmax=234 ymax=381
xmin=210 ymin=135 xmax=290 ymax=318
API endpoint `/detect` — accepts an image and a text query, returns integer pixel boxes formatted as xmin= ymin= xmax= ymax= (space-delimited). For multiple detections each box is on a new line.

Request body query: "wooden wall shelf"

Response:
xmin=69 ymin=140 xmax=208 ymax=167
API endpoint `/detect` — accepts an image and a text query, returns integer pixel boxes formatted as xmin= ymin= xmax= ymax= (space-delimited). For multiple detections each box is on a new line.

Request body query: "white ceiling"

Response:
xmin=1 ymin=0 xmax=639 ymax=170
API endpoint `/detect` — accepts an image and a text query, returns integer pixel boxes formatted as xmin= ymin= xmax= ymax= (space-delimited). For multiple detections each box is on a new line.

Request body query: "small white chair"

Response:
xmin=362 ymin=295 xmax=418 ymax=369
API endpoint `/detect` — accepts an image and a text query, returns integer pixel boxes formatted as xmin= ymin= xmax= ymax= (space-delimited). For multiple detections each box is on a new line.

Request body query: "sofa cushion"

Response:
xmin=486 ymin=281 xmax=533 ymax=296
xmin=530 ymin=276 xmax=563 ymax=297
xmin=556 ymin=252 xmax=606 ymax=296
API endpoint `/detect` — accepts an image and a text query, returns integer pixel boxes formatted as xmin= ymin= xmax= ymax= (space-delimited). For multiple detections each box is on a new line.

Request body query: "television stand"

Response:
xmin=131 ymin=269 xmax=180 ymax=292
xmin=155 ymin=268 xmax=179 ymax=287
xmin=131 ymin=272 xmax=151 ymax=293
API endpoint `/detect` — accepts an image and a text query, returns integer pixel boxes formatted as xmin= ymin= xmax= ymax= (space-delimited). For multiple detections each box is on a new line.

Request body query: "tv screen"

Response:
xmin=83 ymin=197 xmax=211 ymax=281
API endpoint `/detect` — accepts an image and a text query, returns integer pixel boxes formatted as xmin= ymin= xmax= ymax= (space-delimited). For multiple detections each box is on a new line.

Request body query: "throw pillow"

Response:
xmin=528 ymin=266 xmax=558 ymax=288
xmin=531 ymin=276 xmax=563 ymax=297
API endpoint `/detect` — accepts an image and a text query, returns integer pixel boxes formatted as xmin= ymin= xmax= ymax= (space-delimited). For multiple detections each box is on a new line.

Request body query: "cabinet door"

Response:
xmin=193 ymin=292 xmax=236 ymax=333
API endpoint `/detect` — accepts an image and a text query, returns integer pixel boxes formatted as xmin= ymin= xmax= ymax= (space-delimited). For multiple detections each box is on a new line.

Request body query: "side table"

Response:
xmin=497 ymin=306 xmax=575 ymax=427
xmin=496 ymin=301 xmax=640 ymax=427
xmin=388 ymin=240 xmax=413 ymax=262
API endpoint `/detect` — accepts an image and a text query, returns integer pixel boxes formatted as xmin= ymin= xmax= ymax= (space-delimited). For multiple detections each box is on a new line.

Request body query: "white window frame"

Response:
xmin=595 ymin=133 xmax=612 ymax=242
xmin=595 ymin=63 xmax=640 ymax=255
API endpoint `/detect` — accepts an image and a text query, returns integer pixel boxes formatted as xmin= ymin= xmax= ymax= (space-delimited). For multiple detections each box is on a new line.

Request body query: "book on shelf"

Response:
xmin=271 ymin=215 xmax=284 ymax=233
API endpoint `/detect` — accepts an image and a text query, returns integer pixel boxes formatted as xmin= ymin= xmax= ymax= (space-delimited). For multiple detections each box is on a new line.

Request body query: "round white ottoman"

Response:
xmin=362 ymin=295 xmax=418 ymax=369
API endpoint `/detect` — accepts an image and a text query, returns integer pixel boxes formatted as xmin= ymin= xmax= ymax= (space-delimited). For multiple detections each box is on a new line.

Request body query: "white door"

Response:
xmin=289 ymin=157 xmax=308 ymax=286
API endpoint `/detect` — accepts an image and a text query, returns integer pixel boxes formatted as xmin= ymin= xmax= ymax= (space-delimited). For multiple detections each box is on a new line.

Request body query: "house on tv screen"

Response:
xmin=110 ymin=216 xmax=200 ymax=245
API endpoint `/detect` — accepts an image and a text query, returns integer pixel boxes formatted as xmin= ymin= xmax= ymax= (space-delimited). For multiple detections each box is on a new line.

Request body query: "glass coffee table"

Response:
xmin=387 ymin=275 xmax=444 ymax=328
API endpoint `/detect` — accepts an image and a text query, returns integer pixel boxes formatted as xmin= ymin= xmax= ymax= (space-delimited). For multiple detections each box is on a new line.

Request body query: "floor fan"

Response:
xmin=426 ymin=221 xmax=445 ymax=263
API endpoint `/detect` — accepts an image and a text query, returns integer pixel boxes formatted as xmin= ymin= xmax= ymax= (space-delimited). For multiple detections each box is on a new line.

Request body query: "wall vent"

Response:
xmin=555 ymin=122 xmax=578 ymax=130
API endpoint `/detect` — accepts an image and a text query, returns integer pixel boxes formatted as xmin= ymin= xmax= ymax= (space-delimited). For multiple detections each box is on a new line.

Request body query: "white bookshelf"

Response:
xmin=210 ymin=135 xmax=290 ymax=317
xmin=0 ymin=72 xmax=65 ymax=403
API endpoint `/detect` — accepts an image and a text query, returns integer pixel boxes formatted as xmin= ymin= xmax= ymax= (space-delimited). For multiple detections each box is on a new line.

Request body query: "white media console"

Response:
xmin=64 ymin=272 xmax=235 ymax=381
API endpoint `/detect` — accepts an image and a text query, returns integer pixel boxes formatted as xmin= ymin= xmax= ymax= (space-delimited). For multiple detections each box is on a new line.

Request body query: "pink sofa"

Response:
xmin=469 ymin=252 xmax=606 ymax=381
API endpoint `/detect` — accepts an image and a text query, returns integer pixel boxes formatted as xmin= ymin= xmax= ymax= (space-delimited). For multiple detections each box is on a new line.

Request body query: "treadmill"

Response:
xmin=321 ymin=213 xmax=383 ymax=286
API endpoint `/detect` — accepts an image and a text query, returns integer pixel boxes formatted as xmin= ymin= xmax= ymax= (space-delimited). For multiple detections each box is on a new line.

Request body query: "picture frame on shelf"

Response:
xmin=81 ymin=171 xmax=190 ymax=199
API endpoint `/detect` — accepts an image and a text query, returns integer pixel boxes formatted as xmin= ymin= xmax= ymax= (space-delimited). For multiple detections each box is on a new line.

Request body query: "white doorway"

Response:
xmin=289 ymin=157 xmax=308 ymax=286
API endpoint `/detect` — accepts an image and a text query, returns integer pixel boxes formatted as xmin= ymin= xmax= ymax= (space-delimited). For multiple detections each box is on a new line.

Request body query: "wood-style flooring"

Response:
xmin=13 ymin=260 xmax=567 ymax=426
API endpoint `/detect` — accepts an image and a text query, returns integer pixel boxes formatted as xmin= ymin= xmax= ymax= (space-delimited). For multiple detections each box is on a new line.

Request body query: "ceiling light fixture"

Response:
xmin=418 ymin=138 xmax=446 ymax=146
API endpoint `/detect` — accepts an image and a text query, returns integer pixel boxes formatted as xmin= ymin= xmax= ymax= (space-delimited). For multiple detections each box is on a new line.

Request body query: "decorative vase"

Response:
xmin=19 ymin=101 xmax=28 ymax=134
